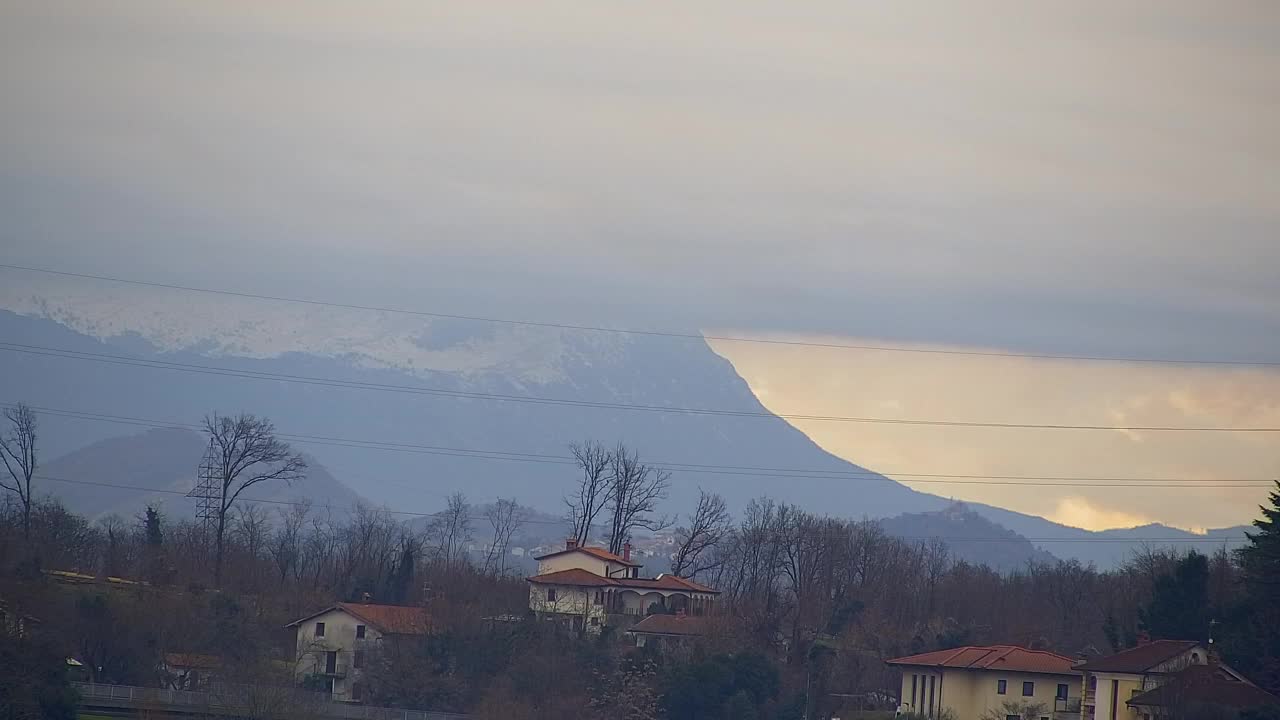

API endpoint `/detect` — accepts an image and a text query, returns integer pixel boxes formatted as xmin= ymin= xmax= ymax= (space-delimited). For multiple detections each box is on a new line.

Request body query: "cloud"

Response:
xmin=710 ymin=334 xmax=1280 ymax=530
xmin=1048 ymin=497 xmax=1153 ymax=532
xmin=1 ymin=0 xmax=1278 ymax=361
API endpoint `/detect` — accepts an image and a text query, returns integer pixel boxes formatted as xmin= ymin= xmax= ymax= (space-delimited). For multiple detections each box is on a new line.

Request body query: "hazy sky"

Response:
xmin=2 ymin=1 xmax=1278 ymax=529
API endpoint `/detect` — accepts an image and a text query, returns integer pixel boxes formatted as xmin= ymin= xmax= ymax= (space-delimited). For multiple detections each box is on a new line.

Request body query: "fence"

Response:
xmin=73 ymin=682 xmax=467 ymax=720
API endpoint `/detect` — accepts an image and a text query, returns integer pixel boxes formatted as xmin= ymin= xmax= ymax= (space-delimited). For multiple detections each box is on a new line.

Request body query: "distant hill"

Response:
xmin=0 ymin=299 xmax=1254 ymax=569
xmin=39 ymin=427 xmax=364 ymax=521
xmin=878 ymin=503 xmax=1059 ymax=572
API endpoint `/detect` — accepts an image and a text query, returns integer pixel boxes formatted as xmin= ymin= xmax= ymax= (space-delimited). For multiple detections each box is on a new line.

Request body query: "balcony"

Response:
xmin=1054 ymin=696 xmax=1082 ymax=719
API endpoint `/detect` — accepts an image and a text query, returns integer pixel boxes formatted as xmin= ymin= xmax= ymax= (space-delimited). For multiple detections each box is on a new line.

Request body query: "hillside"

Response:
xmin=879 ymin=503 xmax=1059 ymax=572
xmin=39 ymin=427 xmax=364 ymax=521
xmin=0 ymin=291 xmax=1252 ymax=569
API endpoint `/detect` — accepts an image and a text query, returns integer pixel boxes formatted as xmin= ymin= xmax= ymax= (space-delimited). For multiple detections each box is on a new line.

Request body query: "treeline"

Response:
xmin=2 ymin=402 xmax=1279 ymax=719
xmin=3 ymin=483 xmax=1279 ymax=719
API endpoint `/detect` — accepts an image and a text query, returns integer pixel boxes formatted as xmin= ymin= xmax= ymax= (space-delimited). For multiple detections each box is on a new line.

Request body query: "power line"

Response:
xmin=9 ymin=402 xmax=1276 ymax=488
xmin=32 ymin=474 xmax=1252 ymax=544
xmin=3 ymin=262 xmax=1277 ymax=368
xmin=6 ymin=342 xmax=1280 ymax=433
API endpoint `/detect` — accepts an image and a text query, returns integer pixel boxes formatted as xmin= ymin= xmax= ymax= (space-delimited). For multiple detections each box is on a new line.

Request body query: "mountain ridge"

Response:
xmin=0 ymin=295 xmax=1252 ymax=569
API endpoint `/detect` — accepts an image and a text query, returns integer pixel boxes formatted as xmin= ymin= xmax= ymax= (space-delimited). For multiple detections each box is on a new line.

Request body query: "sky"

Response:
xmin=2 ymin=1 xmax=1278 ymax=530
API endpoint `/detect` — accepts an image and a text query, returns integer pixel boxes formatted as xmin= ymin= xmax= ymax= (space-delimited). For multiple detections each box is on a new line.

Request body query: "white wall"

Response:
xmin=293 ymin=608 xmax=381 ymax=702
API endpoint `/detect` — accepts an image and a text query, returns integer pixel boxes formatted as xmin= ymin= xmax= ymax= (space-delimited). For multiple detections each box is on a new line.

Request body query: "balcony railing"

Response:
xmin=1055 ymin=697 xmax=1082 ymax=712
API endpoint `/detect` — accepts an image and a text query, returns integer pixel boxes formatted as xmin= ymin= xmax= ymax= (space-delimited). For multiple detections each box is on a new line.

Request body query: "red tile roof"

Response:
xmin=527 ymin=568 xmax=617 ymax=587
xmin=526 ymin=569 xmax=720 ymax=594
xmin=337 ymin=602 xmax=431 ymax=635
xmin=286 ymin=602 xmax=430 ymax=635
xmin=1128 ymin=664 xmax=1279 ymax=709
xmin=1074 ymin=640 xmax=1201 ymax=673
xmin=628 ymin=614 xmax=708 ymax=637
xmin=887 ymin=646 xmax=1077 ymax=675
xmin=534 ymin=546 xmax=641 ymax=566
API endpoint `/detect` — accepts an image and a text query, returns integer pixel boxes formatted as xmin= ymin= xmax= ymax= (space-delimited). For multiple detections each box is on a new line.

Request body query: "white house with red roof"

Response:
xmin=887 ymin=645 xmax=1082 ymax=719
xmin=286 ymin=601 xmax=430 ymax=703
xmin=527 ymin=539 xmax=719 ymax=633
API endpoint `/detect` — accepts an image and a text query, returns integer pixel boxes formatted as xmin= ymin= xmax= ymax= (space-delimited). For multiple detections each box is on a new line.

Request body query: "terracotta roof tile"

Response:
xmin=526 ymin=568 xmax=617 ymax=587
xmin=887 ymin=645 xmax=1077 ymax=675
xmin=526 ymin=569 xmax=720 ymax=593
xmin=1074 ymin=640 xmax=1201 ymax=673
xmin=1128 ymin=664 xmax=1279 ymax=709
xmin=336 ymin=602 xmax=431 ymax=635
xmin=286 ymin=602 xmax=430 ymax=635
xmin=533 ymin=546 xmax=641 ymax=566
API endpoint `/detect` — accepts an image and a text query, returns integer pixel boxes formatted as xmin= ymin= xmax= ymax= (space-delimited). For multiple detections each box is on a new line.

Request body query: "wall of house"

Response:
xmin=537 ymin=551 xmax=631 ymax=579
xmin=528 ymin=584 xmax=611 ymax=630
xmin=898 ymin=668 xmax=1080 ymax=719
xmin=293 ymin=608 xmax=381 ymax=702
xmin=1083 ymin=647 xmax=1208 ymax=720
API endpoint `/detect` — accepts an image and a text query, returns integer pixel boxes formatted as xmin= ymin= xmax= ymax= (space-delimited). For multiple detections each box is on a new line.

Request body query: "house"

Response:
xmin=626 ymin=612 xmax=707 ymax=648
xmin=1126 ymin=662 xmax=1279 ymax=718
xmin=1073 ymin=640 xmax=1208 ymax=720
xmin=286 ymin=601 xmax=430 ymax=703
xmin=886 ymin=645 xmax=1082 ymax=719
xmin=162 ymin=653 xmax=222 ymax=690
xmin=527 ymin=539 xmax=719 ymax=633
xmin=1073 ymin=640 xmax=1276 ymax=720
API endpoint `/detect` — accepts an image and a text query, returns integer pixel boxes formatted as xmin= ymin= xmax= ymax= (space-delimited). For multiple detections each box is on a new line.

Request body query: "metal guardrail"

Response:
xmin=73 ymin=682 xmax=467 ymax=720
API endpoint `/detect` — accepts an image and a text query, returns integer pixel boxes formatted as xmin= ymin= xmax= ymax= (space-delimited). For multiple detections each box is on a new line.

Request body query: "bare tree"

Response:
xmin=605 ymin=443 xmax=671 ymax=555
xmin=97 ymin=514 xmax=130 ymax=578
xmin=483 ymin=498 xmax=526 ymax=575
xmin=670 ymin=490 xmax=730 ymax=578
xmin=204 ymin=412 xmax=306 ymax=586
xmin=565 ymin=441 xmax=612 ymax=546
xmin=427 ymin=492 xmax=472 ymax=569
xmin=0 ymin=403 xmax=37 ymax=541
xmin=267 ymin=499 xmax=310 ymax=587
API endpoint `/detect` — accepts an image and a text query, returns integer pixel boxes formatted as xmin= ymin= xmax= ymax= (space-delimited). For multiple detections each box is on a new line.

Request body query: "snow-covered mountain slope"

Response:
xmin=0 ymin=286 xmax=1249 ymax=569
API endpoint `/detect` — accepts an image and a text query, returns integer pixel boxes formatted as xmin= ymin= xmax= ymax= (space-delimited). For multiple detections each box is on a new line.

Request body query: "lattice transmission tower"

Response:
xmin=189 ymin=439 xmax=222 ymax=540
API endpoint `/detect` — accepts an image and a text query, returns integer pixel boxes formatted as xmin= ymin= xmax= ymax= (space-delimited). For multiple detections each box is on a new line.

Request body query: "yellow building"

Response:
xmin=887 ymin=645 xmax=1081 ymax=720
xmin=1073 ymin=640 xmax=1209 ymax=720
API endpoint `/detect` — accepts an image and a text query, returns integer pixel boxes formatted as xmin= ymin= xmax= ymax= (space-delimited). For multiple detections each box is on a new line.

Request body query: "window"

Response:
xmin=356 ymin=624 xmax=366 ymax=639
xmin=1057 ymin=684 xmax=1069 ymax=700
xmin=928 ymin=676 xmax=935 ymax=715
xmin=590 ymin=617 xmax=600 ymax=626
xmin=1023 ymin=681 xmax=1035 ymax=697
xmin=353 ymin=650 xmax=364 ymax=669
xmin=351 ymin=682 xmax=363 ymax=701
xmin=594 ymin=591 xmax=603 ymax=605
xmin=325 ymin=651 xmax=337 ymax=674
xmin=1006 ymin=716 xmax=1019 ymax=720
xmin=997 ymin=679 xmax=1007 ymax=695
xmin=314 ymin=621 xmax=326 ymax=638
xmin=911 ymin=675 xmax=918 ymax=706
xmin=547 ymin=588 xmax=557 ymax=602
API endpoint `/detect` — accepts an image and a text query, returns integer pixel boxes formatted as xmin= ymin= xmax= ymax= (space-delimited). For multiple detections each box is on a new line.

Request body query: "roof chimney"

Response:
xmin=566 ymin=538 xmax=579 ymax=551
xmin=1136 ymin=630 xmax=1151 ymax=646
xmin=361 ymin=592 xmax=372 ymax=604
xmin=623 ymin=542 xmax=631 ymax=562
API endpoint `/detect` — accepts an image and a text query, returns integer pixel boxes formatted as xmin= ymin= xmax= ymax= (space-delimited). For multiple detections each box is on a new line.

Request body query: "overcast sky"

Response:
xmin=2 ymin=1 xmax=1278 ymax=529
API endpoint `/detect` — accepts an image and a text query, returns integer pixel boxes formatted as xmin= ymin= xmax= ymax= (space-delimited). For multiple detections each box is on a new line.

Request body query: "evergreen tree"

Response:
xmin=1229 ymin=480 xmax=1280 ymax=694
xmin=1241 ymin=480 xmax=1280 ymax=593
xmin=1138 ymin=551 xmax=1210 ymax=641
xmin=144 ymin=505 xmax=163 ymax=547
